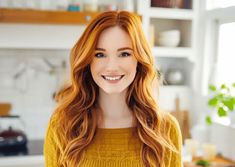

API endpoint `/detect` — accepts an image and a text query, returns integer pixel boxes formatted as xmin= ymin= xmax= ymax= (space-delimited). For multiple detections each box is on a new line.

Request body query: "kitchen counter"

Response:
xmin=184 ymin=155 xmax=235 ymax=167
xmin=0 ymin=140 xmax=44 ymax=167
xmin=0 ymin=155 xmax=44 ymax=167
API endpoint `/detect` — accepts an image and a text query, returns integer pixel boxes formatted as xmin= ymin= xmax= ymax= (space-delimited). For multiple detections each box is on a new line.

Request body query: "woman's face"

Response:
xmin=90 ymin=26 xmax=138 ymax=94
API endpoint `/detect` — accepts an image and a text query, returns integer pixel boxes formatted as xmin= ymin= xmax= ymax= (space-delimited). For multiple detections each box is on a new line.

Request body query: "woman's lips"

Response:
xmin=102 ymin=75 xmax=124 ymax=83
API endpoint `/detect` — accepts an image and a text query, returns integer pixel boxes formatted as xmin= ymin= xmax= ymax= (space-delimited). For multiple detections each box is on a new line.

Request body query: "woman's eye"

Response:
xmin=95 ymin=53 xmax=105 ymax=58
xmin=120 ymin=52 xmax=131 ymax=57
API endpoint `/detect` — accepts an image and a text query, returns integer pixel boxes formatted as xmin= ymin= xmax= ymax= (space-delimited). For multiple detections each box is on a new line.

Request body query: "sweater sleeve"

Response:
xmin=43 ymin=120 xmax=61 ymax=167
xmin=166 ymin=114 xmax=183 ymax=167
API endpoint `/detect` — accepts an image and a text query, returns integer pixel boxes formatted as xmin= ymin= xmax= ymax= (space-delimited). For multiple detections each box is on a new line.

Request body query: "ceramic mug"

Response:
xmin=202 ymin=143 xmax=217 ymax=160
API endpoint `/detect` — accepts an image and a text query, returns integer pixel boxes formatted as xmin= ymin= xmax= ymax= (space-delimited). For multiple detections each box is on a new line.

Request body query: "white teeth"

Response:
xmin=103 ymin=75 xmax=122 ymax=81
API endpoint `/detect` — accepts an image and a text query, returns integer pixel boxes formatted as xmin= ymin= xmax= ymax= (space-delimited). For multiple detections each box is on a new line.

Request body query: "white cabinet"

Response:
xmin=137 ymin=0 xmax=199 ymax=111
xmin=137 ymin=0 xmax=197 ymax=58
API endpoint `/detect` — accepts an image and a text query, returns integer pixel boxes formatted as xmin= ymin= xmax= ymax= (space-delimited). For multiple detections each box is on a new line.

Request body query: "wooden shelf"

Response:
xmin=0 ymin=8 xmax=100 ymax=25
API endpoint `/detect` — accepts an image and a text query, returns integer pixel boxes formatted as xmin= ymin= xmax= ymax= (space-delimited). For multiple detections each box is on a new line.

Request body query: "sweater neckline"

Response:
xmin=97 ymin=126 xmax=136 ymax=133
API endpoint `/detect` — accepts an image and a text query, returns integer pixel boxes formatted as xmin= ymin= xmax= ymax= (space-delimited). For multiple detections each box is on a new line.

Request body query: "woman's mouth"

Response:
xmin=101 ymin=75 xmax=125 ymax=83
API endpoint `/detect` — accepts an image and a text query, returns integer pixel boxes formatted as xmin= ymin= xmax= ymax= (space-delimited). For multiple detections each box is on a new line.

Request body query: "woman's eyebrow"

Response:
xmin=95 ymin=48 xmax=105 ymax=51
xmin=117 ymin=47 xmax=133 ymax=51
xmin=95 ymin=47 xmax=133 ymax=51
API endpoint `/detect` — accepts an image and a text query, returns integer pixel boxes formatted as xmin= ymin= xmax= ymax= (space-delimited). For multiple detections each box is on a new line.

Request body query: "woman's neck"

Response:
xmin=97 ymin=89 xmax=134 ymax=128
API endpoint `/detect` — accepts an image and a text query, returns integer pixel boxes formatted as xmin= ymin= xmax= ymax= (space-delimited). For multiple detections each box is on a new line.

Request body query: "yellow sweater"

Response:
xmin=44 ymin=115 xmax=182 ymax=167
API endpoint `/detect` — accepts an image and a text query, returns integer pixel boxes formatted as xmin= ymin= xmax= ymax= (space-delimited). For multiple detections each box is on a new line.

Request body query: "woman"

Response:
xmin=44 ymin=10 xmax=182 ymax=167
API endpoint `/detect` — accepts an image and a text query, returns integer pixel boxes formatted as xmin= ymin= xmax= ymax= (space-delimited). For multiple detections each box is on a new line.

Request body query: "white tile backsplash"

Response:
xmin=0 ymin=49 xmax=69 ymax=139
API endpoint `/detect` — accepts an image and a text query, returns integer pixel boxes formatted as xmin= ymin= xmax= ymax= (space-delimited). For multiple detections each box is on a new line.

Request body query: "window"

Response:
xmin=203 ymin=1 xmax=235 ymax=125
xmin=216 ymin=22 xmax=235 ymax=86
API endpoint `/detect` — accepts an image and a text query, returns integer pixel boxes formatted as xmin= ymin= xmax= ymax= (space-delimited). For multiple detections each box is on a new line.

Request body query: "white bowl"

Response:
xmin=159 ymin=30 xmax=180 ymax=38
xmin=158 ymin=29 xmax=181 ymax=47
xmin=158 ymin=36 xmax=180 ymax=47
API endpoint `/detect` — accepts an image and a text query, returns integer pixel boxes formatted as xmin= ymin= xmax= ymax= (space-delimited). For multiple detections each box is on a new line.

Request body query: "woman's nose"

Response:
xmin=106 ymin=56 xmax=119 ymax=70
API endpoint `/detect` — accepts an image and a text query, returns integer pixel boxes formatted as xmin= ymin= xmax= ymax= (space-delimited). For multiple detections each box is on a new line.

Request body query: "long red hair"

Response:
xmin=51 ymin=11 xmax=178 ymax=167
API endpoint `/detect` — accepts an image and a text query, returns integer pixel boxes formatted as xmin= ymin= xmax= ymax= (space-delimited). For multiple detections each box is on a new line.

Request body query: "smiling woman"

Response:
xmin=44 ymin=10 xmax=182 ymax=167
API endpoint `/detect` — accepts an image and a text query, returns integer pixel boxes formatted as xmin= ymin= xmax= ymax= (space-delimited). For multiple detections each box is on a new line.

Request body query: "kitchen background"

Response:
xmin=0 ymin=0 xmax=235 ymax=166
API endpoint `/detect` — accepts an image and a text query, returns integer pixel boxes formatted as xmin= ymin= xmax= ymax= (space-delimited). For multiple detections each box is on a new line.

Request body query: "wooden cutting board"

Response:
xmin=0 ymin=103 xmax=11 ymax=116
xmin=170 ymin=95 xmax=191 ymax=143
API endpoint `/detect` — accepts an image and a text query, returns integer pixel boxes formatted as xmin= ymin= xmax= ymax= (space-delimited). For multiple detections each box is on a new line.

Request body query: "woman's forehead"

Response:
xmin=96 ymin=26 xmax=132 ymax=50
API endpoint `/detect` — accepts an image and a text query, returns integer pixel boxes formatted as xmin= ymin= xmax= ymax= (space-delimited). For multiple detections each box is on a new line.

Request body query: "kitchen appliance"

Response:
xmin=0 ymin=115 xmax=28 ymax=155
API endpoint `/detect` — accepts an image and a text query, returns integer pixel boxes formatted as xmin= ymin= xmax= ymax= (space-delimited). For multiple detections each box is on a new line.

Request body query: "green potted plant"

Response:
xmin=206 ymin=83 xmax=235 ymax=125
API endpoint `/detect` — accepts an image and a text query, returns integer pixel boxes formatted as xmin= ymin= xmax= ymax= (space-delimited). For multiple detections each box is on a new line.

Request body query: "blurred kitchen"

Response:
xmin=0 ymin=0 xmax=235 ymax=166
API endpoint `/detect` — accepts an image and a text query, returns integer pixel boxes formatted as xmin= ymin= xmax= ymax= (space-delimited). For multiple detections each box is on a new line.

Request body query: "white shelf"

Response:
xmin=152 ymin=47 xmax=192 ymax=58
xmin=148 ymin=7 xmax=194 ymax=20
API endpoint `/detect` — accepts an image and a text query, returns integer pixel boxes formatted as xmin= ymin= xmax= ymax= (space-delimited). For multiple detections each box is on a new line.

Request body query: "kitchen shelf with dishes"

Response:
xmin=0 ymin=8 xmax=100 ymax=25
xmin=0 ymin=0 xmax=137 ymax=25
xmin=138 ymin=0 xmax=195 ymax=57
xmin=137 ymin=0 xmax=197 ymax=112
xmin=138 ymin=0 xmax=196 ymax=89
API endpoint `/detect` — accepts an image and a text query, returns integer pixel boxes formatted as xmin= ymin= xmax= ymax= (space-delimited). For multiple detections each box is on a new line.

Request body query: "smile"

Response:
xmin=102 ymin=75 xmax=124 ymax=81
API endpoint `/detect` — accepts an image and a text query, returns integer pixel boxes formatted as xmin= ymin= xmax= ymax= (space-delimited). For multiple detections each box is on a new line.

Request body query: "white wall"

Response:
xmin=0 ymin=49 xmax=70 ymax=139
xmin=0 ymin=23 xmax=86 ymax=139
xmin=0 ymin=23 xmax=85 ymax=49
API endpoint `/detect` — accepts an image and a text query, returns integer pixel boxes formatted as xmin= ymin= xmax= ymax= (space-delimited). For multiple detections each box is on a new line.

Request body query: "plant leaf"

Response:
xmin=232 ymin=97 xmax=235 ymax=104
xmin=222 ymin=98 xmax=234 ymax=111
xmin=209 ymin=85 xmax=217 ymax=91
xmin=221 ymin=84 xmax=227 ymax=89
xmin=218 ymin=107 xmax=227 ymax=117
xmin=206 ymin=116 xmax=212 ymax=125
xmin=196 ymin=159 xmax=210 ymax=166
xmin=217 ymin=93 xmax=224 ymax=99
xmin=232 ymin=83 xmax=235 ymax=87
xmin=208 ymin=97 xmax=218 ymax=107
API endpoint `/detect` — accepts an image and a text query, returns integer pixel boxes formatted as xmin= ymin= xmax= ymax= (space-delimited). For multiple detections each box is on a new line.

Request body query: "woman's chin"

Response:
xmin=100 ymin=87 xmax=127 ymax=95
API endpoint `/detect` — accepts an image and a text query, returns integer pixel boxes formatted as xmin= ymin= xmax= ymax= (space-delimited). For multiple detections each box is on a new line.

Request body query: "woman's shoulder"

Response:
xmin=162 ymin=112 xmax=182 ymax=142
xmin=45 ymin=115 xmax=64 ymax=143
xmin=44 ymin=115 xmax=65 ymax=151
xmin=162 ymin=112 xmax=183 ymax=166
xmin=47 ymin=114 xmax=65 ymax=136
xmin=45 ymin=116 xmax=57 ymax=142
